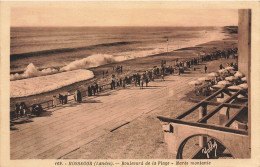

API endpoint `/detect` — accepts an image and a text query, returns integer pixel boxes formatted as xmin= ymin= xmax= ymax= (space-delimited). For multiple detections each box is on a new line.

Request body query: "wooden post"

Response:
xmin=199 ymin=104 xmax=207 ymax=147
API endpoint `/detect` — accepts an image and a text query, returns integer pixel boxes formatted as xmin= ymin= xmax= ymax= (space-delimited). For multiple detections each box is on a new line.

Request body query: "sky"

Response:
xmin=11 ymin=4 xmax=238 ymax=27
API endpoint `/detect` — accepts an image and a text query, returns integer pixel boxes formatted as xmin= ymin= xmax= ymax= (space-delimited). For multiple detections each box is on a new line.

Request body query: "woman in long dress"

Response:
xmin=77 ymin=90 xmax=82 ymax=103
xmin=74 ymin=90 xmax=82 ymax=103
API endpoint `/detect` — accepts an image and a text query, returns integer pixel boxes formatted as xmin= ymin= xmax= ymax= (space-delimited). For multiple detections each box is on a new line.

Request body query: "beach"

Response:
xmin=10 ymin=26 xmax=237 ymax=110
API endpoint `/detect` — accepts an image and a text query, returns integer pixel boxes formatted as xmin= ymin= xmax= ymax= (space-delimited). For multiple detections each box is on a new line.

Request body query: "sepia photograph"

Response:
xmin=1 ymin=1 xmax=260 ymax=167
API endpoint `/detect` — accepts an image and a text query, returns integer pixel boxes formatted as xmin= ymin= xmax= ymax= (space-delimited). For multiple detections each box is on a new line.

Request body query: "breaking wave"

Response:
xmin=10 ymin=63 xmax=59 ymax=81
xmin=10 ymin=54 xmax=121 ymax=81
xmin=60 ymin=54 xmax=117 ymax=71
xmin=60 ymin=48 xmax=165 ymax=72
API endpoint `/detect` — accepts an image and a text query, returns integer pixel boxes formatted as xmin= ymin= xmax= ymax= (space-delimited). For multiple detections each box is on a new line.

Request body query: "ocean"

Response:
xmin=10 ymin=26 xmax=225 ymax=77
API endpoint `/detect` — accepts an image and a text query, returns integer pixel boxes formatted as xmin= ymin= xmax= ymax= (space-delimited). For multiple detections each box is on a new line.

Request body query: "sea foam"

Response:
xmin=61 ymin=54 xmax=117 ymax=71
xmin=60 ymin=49 xmax=165 ymax=72
xmin=10 ymin=63 xmax=59 ymax=81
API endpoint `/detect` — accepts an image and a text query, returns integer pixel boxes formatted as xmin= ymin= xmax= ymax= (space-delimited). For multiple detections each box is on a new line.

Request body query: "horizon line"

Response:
xmin=11 ymin=25 xmax=238 ymax=28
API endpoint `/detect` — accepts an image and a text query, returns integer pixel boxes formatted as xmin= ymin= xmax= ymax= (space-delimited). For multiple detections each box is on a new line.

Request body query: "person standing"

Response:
xmin=111 ymin=81 xmax=113 ymax=90
xmin=219 ymin=63 xmax=223 ymax=70
xmin=59 ymin=94 xmax=64 ymax=104
xmin=204 ymin=65 xmax=208 ymax=73
xmin=95 ymin=83 xmax=99 ymax=94
xmin=88 ymin=86 xmax=92 ymax=96
xmin=140 ymin=79 xmax=144 ymax=89
xmin=123 ymin=78 xmax=126 ymax=88
xmin=117 ymin=80 xmax=120 ymax=87
xmin=64 ymin=94 xmax=68 ymax=104
xmin=15 ymin=103 xmax=20 ymax=119
xmin=74 ymin=90 xmax=78 ymax=102
xmin=137 ymin=74 xmax=140 ymax=86
xmin=113 ymin=80 xmax=116 ymax=89
xmin=77 ymin=90 xmax=82 ymax=103
xmin=53 ymin=95 xmax=58 ymax=107
xmin=91 ymin=85 xmax=96 ymax=95
xmin=145 ymin=78 xmax=149 ymax=87
xmin=74 ymin=90 xmax=82 ymax=103
xmin=161 ymin=74 xmax=164 ymax=81
xmin=120 ymin=78 xmax=122 ymax=87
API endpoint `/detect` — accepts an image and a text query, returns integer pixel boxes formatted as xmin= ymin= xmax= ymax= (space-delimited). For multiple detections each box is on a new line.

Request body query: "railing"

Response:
xmin=10 ymin=82 xmax=112 ymax=120
xmin=157 ymin=116 xmax=248 ymax=135
xmin=157 ymin=87 xmax=248 ymax=134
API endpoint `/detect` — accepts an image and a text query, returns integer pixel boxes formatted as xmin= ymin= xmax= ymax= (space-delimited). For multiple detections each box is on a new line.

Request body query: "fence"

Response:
xmin=10 ymin=82 xmax=112 ymax=120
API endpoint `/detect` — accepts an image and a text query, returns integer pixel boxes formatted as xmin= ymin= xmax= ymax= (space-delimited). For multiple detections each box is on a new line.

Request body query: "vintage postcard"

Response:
xmin=1 ymin=1 xmax=260 ymax=167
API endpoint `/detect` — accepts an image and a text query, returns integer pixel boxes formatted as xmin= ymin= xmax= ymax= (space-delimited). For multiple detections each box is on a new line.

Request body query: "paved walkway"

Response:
xmin=11 ymin=71 xmax=206 ymax=159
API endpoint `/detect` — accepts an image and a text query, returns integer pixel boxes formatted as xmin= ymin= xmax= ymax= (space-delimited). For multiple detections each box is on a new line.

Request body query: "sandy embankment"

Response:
xmin=10 ymin=70 xmax=94 ymax=98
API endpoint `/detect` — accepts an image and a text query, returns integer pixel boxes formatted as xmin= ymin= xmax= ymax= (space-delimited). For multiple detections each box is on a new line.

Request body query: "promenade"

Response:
xmin=11 ymin=60 xmax=229 ymax=159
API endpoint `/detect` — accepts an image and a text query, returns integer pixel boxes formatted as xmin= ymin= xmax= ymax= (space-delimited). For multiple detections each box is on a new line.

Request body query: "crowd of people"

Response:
xmin=88 ymin=83 xmax=99 ymax=96
xmin=11 ymin=47 xmax=238 ymax=121
xmin=113 ymin=65 xmax=123 ymax=74
xmin=13 ymin=102 xmax=43 ymax=119
xmin=110 ymin=72 xmax=151 ymax=90
xmin=219 ymin=62 xmax=238 ymax=71
xmin=102 ymin=70 xmax=109 ymax=78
